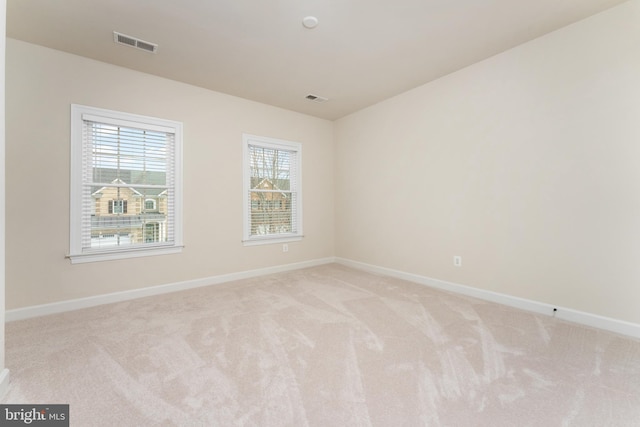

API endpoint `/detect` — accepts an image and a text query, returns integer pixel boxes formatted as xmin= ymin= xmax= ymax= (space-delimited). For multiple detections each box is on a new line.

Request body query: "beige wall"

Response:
xmin=5 ymin=38 xmax=334 ymax=309
xmin=335 ymin=1 xmax=640 ymax=324
xmin=1 ymin=0 xmax=7 ymax=386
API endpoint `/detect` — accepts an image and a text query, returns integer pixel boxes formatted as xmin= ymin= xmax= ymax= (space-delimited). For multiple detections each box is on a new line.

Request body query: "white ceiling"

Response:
xmin=6 ymin=0 xmax=629 ymax=120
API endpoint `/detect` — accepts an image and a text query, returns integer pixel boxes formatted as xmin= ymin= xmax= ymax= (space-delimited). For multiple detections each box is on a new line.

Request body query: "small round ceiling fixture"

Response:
xmin=302 ymin=16 xmax=319 ymax=29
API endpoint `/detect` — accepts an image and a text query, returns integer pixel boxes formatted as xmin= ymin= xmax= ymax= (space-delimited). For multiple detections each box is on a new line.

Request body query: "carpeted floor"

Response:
xmin=2 ymin=263 xmax=640 ymax=426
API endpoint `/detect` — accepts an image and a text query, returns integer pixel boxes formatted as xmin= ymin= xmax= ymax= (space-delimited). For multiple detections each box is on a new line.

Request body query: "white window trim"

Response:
xmin=69 ymin=104 xmax=183 ymax=263
xmin=242 ymin=133 xmax=303 ymax=246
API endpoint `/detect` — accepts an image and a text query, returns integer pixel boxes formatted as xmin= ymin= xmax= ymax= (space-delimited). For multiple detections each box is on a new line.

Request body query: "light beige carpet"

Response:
xmin=2 ymin=263 xmax=640 ymax=426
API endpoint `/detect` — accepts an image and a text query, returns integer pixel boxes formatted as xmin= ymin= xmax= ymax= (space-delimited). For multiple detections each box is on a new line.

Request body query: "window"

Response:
xmin=69 ymin=105 xmax=183 ymax=263
xmin=144 ymin=199 xmax=157 ymax=211
xmin=109 ymin=199 xmax=127 ymax=214
xmin=242 ymin=134 xmax=302 ymax=245
xmin=144 ymin=222 xmax=160 ymax=243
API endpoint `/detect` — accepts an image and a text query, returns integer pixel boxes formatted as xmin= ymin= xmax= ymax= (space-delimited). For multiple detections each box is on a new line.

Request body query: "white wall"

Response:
xmin=335 ymin=1 xmax=640 ymax=324
xmin=5 ymin=39 xmax=334 ymax=309
xmin=1 ymin=0 xmax=10 ymax=396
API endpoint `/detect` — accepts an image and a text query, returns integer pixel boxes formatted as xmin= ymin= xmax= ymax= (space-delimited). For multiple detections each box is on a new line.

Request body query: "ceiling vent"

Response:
xmin=305 ymin=94 xmax=328 ymax=103
xmin=113 ymin=31 xmax=158 ymax=53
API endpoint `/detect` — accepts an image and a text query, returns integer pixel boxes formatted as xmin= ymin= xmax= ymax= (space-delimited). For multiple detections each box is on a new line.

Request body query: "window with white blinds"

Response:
xmin=242 ymin=134 xmax=302 ymax=245
xmin=69 ymin=105 xmax=183 ymax=263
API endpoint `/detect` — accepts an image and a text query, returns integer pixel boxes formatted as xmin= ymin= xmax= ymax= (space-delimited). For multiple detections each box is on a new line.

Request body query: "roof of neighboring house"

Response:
xmin=251 ymin=177 xmax=291 ymax=192
xmin=91 ymin=168 xmax=168 ymax=197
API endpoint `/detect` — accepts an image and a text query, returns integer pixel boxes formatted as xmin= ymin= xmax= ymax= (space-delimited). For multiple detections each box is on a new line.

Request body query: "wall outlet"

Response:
xmin=453 ymin=256 xmax=462 ymax=267
xmin=282 ymin=244 xmax=289 ymax=253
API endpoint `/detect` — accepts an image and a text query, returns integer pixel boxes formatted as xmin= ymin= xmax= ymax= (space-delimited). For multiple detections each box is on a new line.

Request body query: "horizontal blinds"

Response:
xmin=248 ymin=144 xmax=298 ymax=236
xmin=89 ymin=122 xmax=168 ymax=184
xmin=82 ymin=113 xmax=175 ymax=134
xmin=81 ymin=119 xmax=175 ymax=251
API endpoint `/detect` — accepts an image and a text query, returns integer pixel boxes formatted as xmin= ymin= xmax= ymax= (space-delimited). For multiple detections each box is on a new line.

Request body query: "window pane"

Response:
xmin=249 ymin=146 xmax=291 ymax=191
xmin=88 ymin=185 xmax=168 ymax=249
xmin=249 ymin=191 xmax=292 ymax=236
xmin=86 ymin=121 xmax=170 ymax=250
xmin=91 ymin=123 xmax=168 ymax=186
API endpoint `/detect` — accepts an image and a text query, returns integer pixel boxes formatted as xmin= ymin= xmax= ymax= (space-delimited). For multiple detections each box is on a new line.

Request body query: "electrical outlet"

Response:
xmin=282 ymin=244 xmax=289 ymax=253
xmin=453 ymin=256 xmax=462 ymax=267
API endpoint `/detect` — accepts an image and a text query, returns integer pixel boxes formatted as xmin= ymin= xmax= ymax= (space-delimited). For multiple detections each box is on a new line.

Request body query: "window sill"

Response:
xmin=68 ymin=245 xmax=183 ymax=264
xmin=242 ymin=235 xmax=303 ymax=247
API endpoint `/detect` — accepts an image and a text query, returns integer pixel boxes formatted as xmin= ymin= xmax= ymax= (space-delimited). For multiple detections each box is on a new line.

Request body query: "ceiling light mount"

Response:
xmin=302 ymin=16 xmax=319 ymax=29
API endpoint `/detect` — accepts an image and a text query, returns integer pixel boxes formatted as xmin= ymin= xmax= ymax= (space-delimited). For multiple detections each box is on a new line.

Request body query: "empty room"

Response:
xmin=1 ymin=0 xmax=640 ymax=425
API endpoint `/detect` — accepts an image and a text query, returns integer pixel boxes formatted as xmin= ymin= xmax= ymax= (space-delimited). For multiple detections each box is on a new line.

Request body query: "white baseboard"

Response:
xmin=7 ymin=256 xmax=639 ymax=339
xmin=5 ymin=257 xmax=336 ymax=322
xmin=335 ymin=257 xmax=640 ymax=339
xmin=0 ymin=368 xmax=10 ymax=399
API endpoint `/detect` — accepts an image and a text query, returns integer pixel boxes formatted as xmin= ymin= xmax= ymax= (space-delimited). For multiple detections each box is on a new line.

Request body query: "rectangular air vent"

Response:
xmin=305 ymin=94 xmax=328 ymax=103
xmin=113 ymin=31 xmax=158 ymax=53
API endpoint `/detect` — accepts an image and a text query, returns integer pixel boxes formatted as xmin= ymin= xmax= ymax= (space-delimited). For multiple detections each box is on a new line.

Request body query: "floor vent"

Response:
xmin=113 ymin=31 xmax=158 ymax=53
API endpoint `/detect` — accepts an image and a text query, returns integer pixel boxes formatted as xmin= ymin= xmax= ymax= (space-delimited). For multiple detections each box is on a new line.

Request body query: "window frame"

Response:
xmin=242 ymin=133 xmax=303 ymax=246
xmin=69 ymin=104 xmax=183 ymax=263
